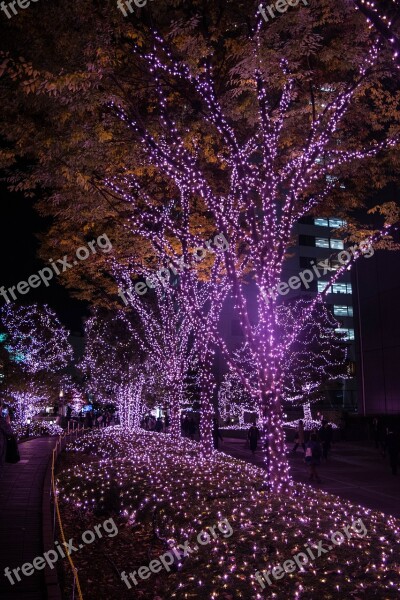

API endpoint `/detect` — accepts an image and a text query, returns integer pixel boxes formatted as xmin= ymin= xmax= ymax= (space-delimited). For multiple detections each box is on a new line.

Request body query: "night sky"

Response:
xmin=0 ymin=183 xmax=88 ymax=333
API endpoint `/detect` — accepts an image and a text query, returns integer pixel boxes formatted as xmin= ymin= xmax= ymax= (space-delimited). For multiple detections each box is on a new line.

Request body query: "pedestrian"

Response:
xmin=212 ymin=417 xmax=223 ymax=450
xmin=319 ymin=420 xmax=333 ymax=460
xmin=188 ymin=416 xmax=196 ymax=440
xmin=386 ymin=429 xmax=400 ymax=475
xmin=248 ymin=422 xmax=260 ymax=455
xmin=292 ymin=419 xmax=305 ymax=454
xmin=84 ymin=410 xmax=93 ymax=429
xmin=372 ymin=417 xmax=380 ymax=449
xmin=155 ymin=417 xmax=163 ymax=433
xmin=305 ymin=433 xmax=322 ymax=483
xmin=181 ymin=414 xmax=187 ymax=436
xmin=0 ymin=403 xmax=14 ymax=478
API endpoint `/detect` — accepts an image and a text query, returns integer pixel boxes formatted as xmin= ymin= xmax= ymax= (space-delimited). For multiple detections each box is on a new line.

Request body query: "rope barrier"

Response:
xmin=51 ymin=426 xmax=85 ymax=600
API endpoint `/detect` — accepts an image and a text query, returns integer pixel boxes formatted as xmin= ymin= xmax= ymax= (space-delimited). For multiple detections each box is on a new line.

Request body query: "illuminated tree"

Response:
xmin=219 ymin=299 xmax=348 ymax=430
xmin=114 ymin=261 xmax=229 ymax=444
xmin=218 ymin=345 xmax=260 ymax=428
xmin=0 ymin=305 xmax=72 ymax=425
xmin=8 ymin=377 xmax=49 ymax=425
xmin=278 ymin=299 xmax=349 ymax=427
xmin=114 ymin=280 xmax=190 ymax=437
xmin=0 ymin=304 xmax=73 ymax=374
xmin=80 ymin=308 xmax=149 ymax=429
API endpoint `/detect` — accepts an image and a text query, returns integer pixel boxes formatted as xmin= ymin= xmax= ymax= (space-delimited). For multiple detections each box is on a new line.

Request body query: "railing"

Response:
xmin=51 ymin=425 xmax=87 ymax=600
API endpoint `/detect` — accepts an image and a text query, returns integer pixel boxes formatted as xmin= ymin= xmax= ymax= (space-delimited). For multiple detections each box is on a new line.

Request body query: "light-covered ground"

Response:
xmin=56 ymin=427 xmax=400 ymax=599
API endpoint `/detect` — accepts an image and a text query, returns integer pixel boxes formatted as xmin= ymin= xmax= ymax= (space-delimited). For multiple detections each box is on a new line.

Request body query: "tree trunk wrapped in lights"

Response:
xmin=116 ymin=379 xmax=145 ymax=430
xmin=113 ymin=261 xmax=229 ymax=448
xmin=80 ymin=308 xmax=150 ymax=427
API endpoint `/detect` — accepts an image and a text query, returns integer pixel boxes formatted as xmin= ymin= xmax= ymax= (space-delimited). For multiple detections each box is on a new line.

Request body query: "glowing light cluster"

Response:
xmin=12 ymin=419 xmax=63 ymax=438
xmin=80 ymin=309 xmax=149 ymax=429
xmin=0 ymin=303 xmax=73 ymax=374
xmin=219 ymin=299 xmax=349 ymax=430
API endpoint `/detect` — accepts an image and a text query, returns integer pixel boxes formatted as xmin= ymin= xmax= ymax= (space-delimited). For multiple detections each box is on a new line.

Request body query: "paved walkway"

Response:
xmin=221 ymin=437 xmax=400 ymax=518
xmin=0 ymin=436 xmax=57 ymax=600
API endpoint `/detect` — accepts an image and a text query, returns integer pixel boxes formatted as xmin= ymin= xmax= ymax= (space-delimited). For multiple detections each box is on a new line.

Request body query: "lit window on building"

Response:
xmin=334 ymin=305 xmax=353 ymax=317
xmin=335 ymin=328 xmax=355 ymax=341
xmin=319 ymin=282 xmax=352 ymax=294
xmin=330 ymin=238 xmax=344 ymax=250
xmin=314 ymin=217 xmax=347 ymax=228
xmin=329 ymin=218 xmax=346 ymax=228
xmin=332 ymin=282 xmax=352 ymax=294
xmin=318 ymin=281 xmax=332 ymax=293
xmin=315 ymin=237 xmax=344 ymax=249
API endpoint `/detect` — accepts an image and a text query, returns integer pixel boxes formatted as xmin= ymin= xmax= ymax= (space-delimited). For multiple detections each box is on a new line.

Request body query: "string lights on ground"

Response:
xmin=55 ymin=427 xmax=400 ymax=598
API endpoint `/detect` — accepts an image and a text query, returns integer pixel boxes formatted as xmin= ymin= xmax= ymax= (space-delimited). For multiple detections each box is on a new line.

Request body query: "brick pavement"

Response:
xmin=0 ymin=437 xmax=57 ymax=600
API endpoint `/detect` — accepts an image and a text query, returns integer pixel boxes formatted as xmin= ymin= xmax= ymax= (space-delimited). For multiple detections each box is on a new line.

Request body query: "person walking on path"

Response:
xmin=372 ymin=417 xmax=380 ymax=449
xmin=155 ymin=417 xmax=164 ymax=433
xmin=292 ymin=420 xmax=305 ymax=454
xmin=386 ymin=429 xmax=400 ymax=475
xmin=320 ymin=420 xmax=333 ymax=461
xmin=248 ymin=422 xmax=260 ymax=455
xmin=188 ymin=415 xmax=196 ymax=440
xmin=0 ymin=403 xmax=14 ymax=478
xmin=212 ymin=417 xmax=223 ymax=450
xmin=305 ymin=433 xmax=322 ymax=483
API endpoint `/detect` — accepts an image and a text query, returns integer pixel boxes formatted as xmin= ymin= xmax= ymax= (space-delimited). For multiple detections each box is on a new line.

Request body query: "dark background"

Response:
xmin=0 ymin=183 xmax=88 ymax=333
